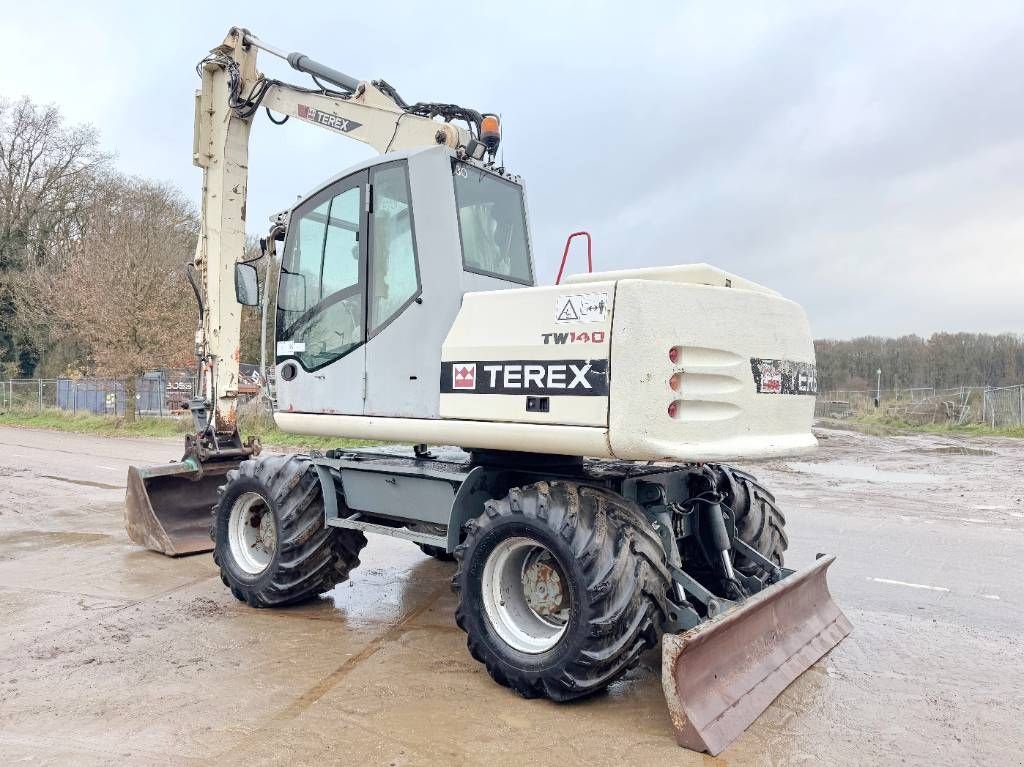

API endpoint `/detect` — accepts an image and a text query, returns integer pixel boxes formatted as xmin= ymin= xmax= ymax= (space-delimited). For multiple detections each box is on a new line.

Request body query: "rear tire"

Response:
xmin=718 ymin=466 xmax=788 ymax=575
xmin=214 ymin=455 xmax=366 ymax=607
xmin=453 ymin=481 xmax=670 ymax=701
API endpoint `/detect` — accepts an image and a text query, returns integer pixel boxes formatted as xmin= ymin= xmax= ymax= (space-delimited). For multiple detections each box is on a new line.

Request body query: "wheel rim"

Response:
xmin=481 ymin=536 xmax=571 ymax=654
xmin=228 ymin=491 xmax=277 ymax=575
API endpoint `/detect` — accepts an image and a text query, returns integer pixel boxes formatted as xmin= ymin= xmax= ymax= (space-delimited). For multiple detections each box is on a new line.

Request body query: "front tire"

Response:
xmin=214 ymin=455 xmax=366 ymax=607
xmin=453 ymin=481 xmax=670 ymax=701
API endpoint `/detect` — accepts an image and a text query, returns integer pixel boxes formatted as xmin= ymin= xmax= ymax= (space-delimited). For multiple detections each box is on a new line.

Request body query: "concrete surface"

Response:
xmin=0 ymin=424 xmax=1022 ymax=766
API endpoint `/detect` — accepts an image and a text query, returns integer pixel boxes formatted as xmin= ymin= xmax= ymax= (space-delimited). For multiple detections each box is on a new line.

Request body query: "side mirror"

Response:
xmin=234 ymin=262 xmax=260 ymax=306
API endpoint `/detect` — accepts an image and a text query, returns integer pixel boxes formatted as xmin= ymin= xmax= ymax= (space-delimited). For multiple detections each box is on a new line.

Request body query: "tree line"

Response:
xmin=0 ymin=97 xmax=272 ymax=419
xmin=815 ymin=333 xmax=1024 ymax=392
xmin=0 ymin=97 xmax=197 ymax=393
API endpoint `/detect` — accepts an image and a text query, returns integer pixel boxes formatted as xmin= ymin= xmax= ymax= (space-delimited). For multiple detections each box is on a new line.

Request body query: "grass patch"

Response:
xmin=0 ymin=407 xmax=375 ymax=451
xmin=818 ymin=414 xmax=1024 ymax=439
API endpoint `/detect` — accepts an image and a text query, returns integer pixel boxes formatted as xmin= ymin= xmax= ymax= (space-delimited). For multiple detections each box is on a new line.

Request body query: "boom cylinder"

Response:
xmin=242 ymin=31 xmax=361 ymax=92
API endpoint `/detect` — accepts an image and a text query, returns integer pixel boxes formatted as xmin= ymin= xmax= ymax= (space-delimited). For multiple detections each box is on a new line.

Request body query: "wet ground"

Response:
xmin=0 ymin=425 xmax=1022 ymax=766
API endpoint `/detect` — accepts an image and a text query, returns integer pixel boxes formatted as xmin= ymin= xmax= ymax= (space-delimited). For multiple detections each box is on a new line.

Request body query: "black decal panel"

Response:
xmin=441 ymin=359 xmax=609 ymax=396
xmin=750 ymin=358 xmax=818 ymax=395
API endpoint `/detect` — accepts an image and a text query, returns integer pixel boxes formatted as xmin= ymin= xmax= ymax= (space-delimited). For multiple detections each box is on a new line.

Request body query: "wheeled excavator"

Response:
xmin=125 ymin=27 xmax=851 ymax=755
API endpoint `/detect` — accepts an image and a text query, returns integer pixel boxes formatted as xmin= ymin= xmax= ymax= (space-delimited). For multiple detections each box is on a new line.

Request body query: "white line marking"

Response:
xmin=867 ymin=577 xmax=950 ymax=592
xmin=96 ymin=465 xmax=120 ymax=471
xmin=958 ymin=517 xmax=990 ymax=524
xmin=982 ymin=594 xmax=1001 ymax=600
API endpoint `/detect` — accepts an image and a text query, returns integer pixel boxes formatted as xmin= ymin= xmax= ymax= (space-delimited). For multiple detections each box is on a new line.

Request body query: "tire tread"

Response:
xmin=214 ymin=454 xmax=366 ymax=607
xmin=453 ymin=481 xmax=670 ymax=702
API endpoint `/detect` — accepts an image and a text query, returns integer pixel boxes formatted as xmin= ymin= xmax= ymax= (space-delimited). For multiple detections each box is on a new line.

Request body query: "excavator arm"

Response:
xmin=192 ymin=26 xmax=490 ymax=439
xmin=126 ymin=26 xmax=500 ymax=555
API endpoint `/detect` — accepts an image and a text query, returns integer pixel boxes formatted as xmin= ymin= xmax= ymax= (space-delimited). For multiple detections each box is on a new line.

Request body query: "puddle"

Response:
xmin=0 ymin=530 xmax=112 ymax=559
xmin=786 ymin=461 xmax=947 ymax=484
xmin=902 ymin=446 xmax=995 ymax=457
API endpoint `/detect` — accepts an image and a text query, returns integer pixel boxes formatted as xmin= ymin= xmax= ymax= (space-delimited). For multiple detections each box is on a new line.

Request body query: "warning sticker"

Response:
xmin=554 ymin=292 xmax=610 ymax=324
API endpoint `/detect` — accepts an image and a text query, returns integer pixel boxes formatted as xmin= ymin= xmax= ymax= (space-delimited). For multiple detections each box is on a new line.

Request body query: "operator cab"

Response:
xmin=263 ymin=145 xmax=534 ymax=418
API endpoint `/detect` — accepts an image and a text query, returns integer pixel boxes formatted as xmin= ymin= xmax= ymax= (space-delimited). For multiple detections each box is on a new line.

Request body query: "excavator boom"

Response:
xmin=126 ymin=27 xmax=494 ymax=556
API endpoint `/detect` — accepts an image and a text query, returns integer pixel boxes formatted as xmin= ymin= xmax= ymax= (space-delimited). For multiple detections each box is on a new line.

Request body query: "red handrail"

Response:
xmin=555 ymin=231 xmax=592 ymax=285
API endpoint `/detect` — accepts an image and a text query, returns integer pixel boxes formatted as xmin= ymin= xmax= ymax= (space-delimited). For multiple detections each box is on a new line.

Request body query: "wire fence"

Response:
xmin=0 ymin=366 xmax=266 ymax=418
xmin=3 ymin=371 xmax=1020 ymax=428
xmin=816 ymin=385 xmax=1024 ymax=428
xmin=0 ymin=371 xmax=200 ymax=417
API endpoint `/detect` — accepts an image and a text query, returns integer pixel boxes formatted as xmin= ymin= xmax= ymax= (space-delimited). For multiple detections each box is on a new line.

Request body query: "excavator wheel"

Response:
xmin=718 ymin=466 xmax=789 ymax=576
xmin=453 ymin=481 xmax=670 ymax=701
xmin=213 ymin=454 xmax=366 ymax=607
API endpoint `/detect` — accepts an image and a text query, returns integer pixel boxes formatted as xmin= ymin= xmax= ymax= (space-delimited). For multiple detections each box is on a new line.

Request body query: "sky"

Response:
xmin=1 ymin=1 xmax=1021 ymax=339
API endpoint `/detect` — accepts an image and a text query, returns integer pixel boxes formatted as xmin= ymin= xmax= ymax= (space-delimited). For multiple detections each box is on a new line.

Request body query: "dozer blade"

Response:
xmin=662 ymin=554 xmax=851 ymax=756
xmin=125 ymin=459 xmax=237 ymax=556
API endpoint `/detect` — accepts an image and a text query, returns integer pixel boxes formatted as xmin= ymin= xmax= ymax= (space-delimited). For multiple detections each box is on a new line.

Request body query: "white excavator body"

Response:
xmin=270 ymin=141 xmax=817 ymax=461
xmin=279 ymin=255 xmax=818 ymax=461
xmin=125 ymin=27 xmax=848 ymax=758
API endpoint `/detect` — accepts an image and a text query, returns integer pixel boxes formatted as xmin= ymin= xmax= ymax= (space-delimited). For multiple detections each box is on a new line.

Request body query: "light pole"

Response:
xmin=875 ymin=368 xmax=882 ymax=408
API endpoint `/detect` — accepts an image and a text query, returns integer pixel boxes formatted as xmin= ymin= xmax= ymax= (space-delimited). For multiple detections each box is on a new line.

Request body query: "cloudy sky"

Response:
xmin=2 ymin=1 xmax=1020 ymax=339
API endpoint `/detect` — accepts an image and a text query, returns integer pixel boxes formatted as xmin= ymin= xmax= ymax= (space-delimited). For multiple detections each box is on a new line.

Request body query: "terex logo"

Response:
xmin=749 ymin=358 xmax=818 ymax=396
xmin=481 ymin=363 xmax=592 ymax=390
xmin=296 ymin=104 xmax=362 ymax=133
xmin=441 ymin=359 xmax=609 ymax=397
xmin=760 ymin=370 xmax=782 ymax=393
xmin=452 ymin=363 xmax=476 ymax=389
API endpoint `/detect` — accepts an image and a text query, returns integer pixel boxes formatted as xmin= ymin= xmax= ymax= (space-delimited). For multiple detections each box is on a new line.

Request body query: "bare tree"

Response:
xmin=0 ymin=97 xmax=109 ymax=376
xmin=28 ymin=175 xmax=197 ymax=420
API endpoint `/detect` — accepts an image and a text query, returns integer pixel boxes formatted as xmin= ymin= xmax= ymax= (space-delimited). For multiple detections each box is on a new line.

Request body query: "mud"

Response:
xmin=900 ymin=444 xmax=998 ymax=457
xmin=0 ymin=425 xmax=1022 ymax=765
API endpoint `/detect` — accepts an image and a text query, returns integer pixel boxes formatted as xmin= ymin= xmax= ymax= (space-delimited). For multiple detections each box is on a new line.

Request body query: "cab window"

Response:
xmin=369 ymin=163 xmax=420 ymax=334
xmin=453 ymin=163 xmax=533 ymax=285
xmin=277 ymin=181 xmax=364 ymax=371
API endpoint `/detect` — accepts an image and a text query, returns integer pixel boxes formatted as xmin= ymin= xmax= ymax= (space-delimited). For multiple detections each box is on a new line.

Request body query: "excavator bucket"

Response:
xmin=125 ymin=458 xmax=237 ymax=556
xmin=662 ymin=555 xmax=851 ymax=756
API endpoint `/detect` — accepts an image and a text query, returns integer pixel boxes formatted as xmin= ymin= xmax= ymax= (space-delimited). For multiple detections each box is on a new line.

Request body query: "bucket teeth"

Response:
xmin=662 ymin=555 xmax=851 ymax=755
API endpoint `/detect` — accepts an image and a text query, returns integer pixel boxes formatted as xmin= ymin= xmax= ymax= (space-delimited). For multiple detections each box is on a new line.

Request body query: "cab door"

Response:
xmin=275 ymin=171 xmax=368 ymax=415
xmin=362 ymin=160 xmax=433 ymax=417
